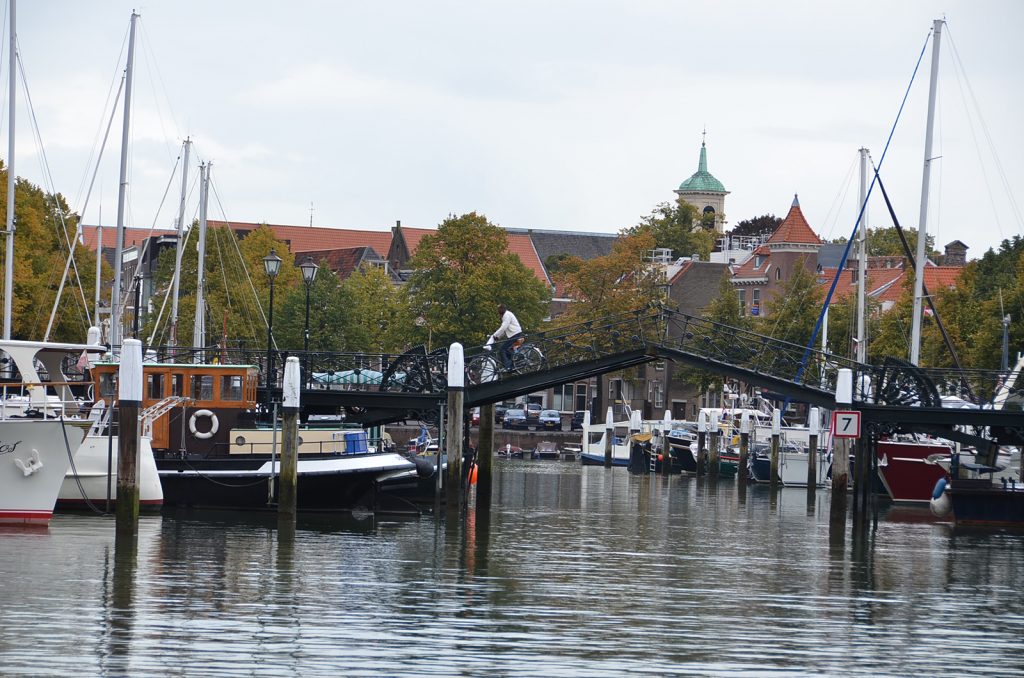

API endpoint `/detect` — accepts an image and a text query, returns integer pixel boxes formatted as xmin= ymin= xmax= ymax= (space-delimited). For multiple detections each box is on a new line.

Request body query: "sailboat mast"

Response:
xmin=193 ymin=162 xmax=210 ymax=351
xmin=856 ymin=148 xmax=869 ymax=363
xmin=169 ymin=138 xmax=192 ymax=349
xmin=94 ymin=210 xmax=102 ymax=327
xmin=110 ymin=11 xmax=139 ymax=351
xmin=909 ymin=19 xmax=944 ymax=365
xmin=3 ymin=0 xmax=16 ymax=341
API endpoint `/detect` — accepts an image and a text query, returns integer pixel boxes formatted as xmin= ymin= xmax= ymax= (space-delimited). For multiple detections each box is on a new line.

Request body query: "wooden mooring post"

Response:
xmin=738 ymin=411 xmax=750 ymax=486
xmin=604 ymin=406 xmax=614 ymax=468
xmin=696 ymin=410 xmax=707 ymax=477
xmin=770 ymin=408 xmax=781 ymax=488
xmin=115 ymin=338 xmax=142 ymax=531
xmin=807 ymin=406 xmax=819 ymax=499
xmin=278 ymin=356 xmax=300 ymax=521
xmin=708 ymin=411 xmax=720 ymax=479
xmin=831 ymin=369 xmax=854 ymax=519
xmin=661 ymin=410 xmax=672 ymax=475
xmin=477 ymin=403 xmax=494 ymax=514
xmin=445 ymin=344 xmax=465 ymax=517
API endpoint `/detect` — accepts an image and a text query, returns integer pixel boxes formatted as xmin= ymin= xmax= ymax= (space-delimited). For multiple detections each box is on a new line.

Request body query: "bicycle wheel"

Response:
xmin=467 ymin=354 xmax=499 ymax=384
xmin=514 ymin=345 xmax=545 ymax=373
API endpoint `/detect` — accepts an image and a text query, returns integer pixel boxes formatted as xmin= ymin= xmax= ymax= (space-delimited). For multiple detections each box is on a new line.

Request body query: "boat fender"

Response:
xmin=189 ymin=409 xmax=219 ymax=439
xmin=413 ymin=456 xmax=435 ymax=478
xmin=929 ymin=477 xmax=952 ymax=518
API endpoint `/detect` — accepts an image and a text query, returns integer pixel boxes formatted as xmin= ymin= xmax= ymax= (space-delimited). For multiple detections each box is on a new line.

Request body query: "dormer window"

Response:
xmin=754 ymin=255 xmax=763 ymax=268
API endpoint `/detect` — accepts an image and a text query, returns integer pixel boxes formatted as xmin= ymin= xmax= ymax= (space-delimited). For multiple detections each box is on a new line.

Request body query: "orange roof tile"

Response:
xmin=768 ymin=198 xmax=822 ymax=246
xmin=209 ymin=220 xmax=393 ymax=254
xmin=79 ymin=226 xmax=177 ymax=250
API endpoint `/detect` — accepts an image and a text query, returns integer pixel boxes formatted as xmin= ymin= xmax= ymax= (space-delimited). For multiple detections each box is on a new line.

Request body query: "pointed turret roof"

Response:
xmin=767 ymin=195 xmax=822 ymax=246
xmin=676 ymin=138 xmax=728 ymax=194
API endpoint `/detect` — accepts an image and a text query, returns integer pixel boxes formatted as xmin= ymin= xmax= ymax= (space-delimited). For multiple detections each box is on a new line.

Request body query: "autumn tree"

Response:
xmin=341 ymin=265 xmax=415 ymax=353
xmin=623 ymin=197 xmax=716 ymax=262
xmin=728 ymin=214 xmax=780 ymax=241
xmin=761 ymin=259 xmax=824 ymax=349
xmin=272 ymin=259 xmax=362 ymax=352
xmin=406 ymin=212 xmax=550 ymax=349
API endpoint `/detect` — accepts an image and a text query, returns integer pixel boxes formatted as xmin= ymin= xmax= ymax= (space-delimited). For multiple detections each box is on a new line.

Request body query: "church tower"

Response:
xmin=675 ymin=133 xmax=729 ymax=234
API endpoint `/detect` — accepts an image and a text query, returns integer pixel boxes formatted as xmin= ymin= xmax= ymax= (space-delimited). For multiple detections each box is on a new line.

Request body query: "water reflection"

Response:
xmin=1 ymin=462 xmax=1023 ymax=676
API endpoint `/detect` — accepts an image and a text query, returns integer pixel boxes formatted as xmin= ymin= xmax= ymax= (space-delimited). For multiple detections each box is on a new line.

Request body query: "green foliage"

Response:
xmin=624 ymin=197 xmax=715 ymax=261
xmin=825 ymin=292 xmax=881 ymax=360
xmin=274 ymin=260 xmax=358 ymax=352
xmin=728 ymin=214 xmax=780 ymax=240
xmin=866 ymin=226 xmax=936 ymax=258
xmin=0 ymin=164 xmax=103 ymax=342
xmin=406 ymin=212 xmax=550 ymax=349
xmin=760 ymin=258 xmax=823 ymax=348
xmin=341 ymin=265 xmax=415 ymax=353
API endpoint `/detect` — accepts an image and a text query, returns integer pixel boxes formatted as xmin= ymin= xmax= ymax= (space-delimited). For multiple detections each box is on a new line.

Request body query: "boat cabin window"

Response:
xmin=171 ymin=373 xmax=185 ymax=397
xmin=191 ymin=374 xmax=214 ymax=402
xmin=147 ymin=373 xmax=165 ymax=400
xmin=221 ymin=375 xmax=243 ymax=401
xmin=99 ymin=372 xmax=117 ymax=398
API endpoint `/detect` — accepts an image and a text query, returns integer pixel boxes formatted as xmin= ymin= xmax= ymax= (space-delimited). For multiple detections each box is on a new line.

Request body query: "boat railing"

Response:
xmin=0 ymin=381 xmax=90 ymax=421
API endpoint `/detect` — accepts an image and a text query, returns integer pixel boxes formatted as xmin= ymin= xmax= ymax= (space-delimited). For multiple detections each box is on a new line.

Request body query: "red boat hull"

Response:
xmin=876 ymin=440 xmax=952 ymax=503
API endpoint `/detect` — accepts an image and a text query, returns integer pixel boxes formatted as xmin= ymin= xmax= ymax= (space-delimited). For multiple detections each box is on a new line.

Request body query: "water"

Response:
xmin=2 ymin=460 xmax=1023 ymax=677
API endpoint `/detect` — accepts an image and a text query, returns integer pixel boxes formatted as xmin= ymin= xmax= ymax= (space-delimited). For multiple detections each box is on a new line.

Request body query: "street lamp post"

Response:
xmin=263 ymin=249 xmax=282 ymax=416
xmin=299 ymin=256 xmax=319 ymax=387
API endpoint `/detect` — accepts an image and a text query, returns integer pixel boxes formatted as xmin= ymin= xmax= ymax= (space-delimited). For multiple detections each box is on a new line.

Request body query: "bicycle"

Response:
xmin=466 ymin=335 xmax=545 ymax=385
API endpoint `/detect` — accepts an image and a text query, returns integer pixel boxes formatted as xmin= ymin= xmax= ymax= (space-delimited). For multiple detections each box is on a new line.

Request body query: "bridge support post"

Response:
xmin=279 ymin=356 xmax=301 ymax=521
xmin=807 ymin=407 xmax=820 ymax=499
xmin=770 ymin=408 xmax=781 ymax=488
xmin=738 ymin=411 xmax=750 ymax=486
xmin=708 ymin=411 xmax=720 ymax=479
xmin=696 ymin=410 xmax=707 ymax=477
xmin=477 ymin=403 xmax=495 ymax=513
xmin=116 ymin=338 xmax=142 ymax=532
xmin=446 ymin=344 xmax=465 ymax=517
xmin=604 ymin=407 xmax=614 ymax=468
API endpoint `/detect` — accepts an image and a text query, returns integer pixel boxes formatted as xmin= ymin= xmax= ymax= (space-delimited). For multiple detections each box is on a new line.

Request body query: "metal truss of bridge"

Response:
xmin=189 ymin=306 xmax=1021 ymax=458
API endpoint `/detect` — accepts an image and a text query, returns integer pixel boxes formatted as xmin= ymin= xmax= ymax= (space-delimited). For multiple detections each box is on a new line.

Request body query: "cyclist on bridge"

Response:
xmin=491 ymin=304 xmax=523 ymax=371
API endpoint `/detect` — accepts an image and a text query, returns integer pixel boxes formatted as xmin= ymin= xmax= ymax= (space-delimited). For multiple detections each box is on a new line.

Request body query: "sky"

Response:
xmin=7 ymin=1 xmax=1024 ymax=258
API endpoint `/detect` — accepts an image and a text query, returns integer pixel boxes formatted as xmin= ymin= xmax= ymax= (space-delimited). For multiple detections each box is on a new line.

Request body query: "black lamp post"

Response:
xmin=263 ymin=249 xmax=282 ymax=414
xmin=299 ymin=256 xmax=319 ymax=386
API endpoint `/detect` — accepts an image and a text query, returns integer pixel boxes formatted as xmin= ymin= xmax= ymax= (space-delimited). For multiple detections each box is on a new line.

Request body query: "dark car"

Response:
xmin=570 ymin=411 xmax=587 ymax=431
xmin=494 ymin=403 xmax=509 ymax=423
xmin=538 ymin=409 xmax=562 ymax=431
xmin=503 ymin=408 xmax=528 ymax=430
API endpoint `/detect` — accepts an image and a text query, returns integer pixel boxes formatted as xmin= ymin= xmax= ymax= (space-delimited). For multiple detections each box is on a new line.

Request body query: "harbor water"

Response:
xmin=2 ymin=459 xmax=1023 ymax=677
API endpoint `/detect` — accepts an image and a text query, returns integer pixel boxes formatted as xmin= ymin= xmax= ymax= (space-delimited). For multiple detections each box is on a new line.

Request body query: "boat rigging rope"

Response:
xmin=794 ymin=28 xmax=933 ymax=385
xmin=60 ymin=415 xmax=108 ymax=516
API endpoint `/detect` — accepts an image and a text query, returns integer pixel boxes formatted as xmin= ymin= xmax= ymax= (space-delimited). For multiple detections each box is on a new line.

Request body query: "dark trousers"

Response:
xmin=500 ymin=332 xmax=523 ymax=369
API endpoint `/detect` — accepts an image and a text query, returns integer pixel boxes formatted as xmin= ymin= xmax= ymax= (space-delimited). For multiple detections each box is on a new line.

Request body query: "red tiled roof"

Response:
xmin=668 ymin=260 xmax=693 ymax=285
xmin=399 ymin=226 xmax=550 ymax=285
xmin=768 ymin=201 xmax=822 ymax=246
xmin=298 ymin=246 xmax=383 ymax=281
xmin=818 ymin=265 xmax=963 ymax=305
xmin=209 ymin=220 xmax=393 ymax=254
xmin=79 ymin=226 xmax=177 ymax=250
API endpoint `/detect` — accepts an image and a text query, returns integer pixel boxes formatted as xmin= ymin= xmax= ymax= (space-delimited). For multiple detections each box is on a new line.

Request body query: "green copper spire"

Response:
xmin=676 ymin=139 xmax=727 ymax=194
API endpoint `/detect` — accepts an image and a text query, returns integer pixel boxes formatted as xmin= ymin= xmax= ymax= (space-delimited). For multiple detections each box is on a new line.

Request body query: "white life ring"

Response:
xmin=189 ymin=409 xmax=219 ymax=439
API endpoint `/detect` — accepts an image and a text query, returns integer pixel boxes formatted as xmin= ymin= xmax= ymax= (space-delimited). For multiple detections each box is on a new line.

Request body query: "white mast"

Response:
xmin=3 ymin=0 xmax=16 ymax=340
xmin=192 ymin=162 xmax=210 ymax=351
xmin=169 ymin=138 xmax=191 ymax=349
xmin=909 ymin=19 xmax=943 ymax=366
xmin=110 ymin=11 xmax=139 ymax=351
xmin=856 ymin=148 xmax=869 ymax=363
xmin=94 ymin=209 xmax=102 ymax=327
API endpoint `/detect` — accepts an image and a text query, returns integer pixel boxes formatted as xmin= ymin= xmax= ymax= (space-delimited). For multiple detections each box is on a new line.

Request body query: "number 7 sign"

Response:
xmin=832 ymin=411 xmax=861 ymax=439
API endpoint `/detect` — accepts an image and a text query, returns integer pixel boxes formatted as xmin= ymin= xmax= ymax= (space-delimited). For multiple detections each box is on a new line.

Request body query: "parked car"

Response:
xmin=538 ymin=409 xmax=562 ymax=431
xmin=526 ymin=403 xmax=543 ymax=421
xmin=471 ymin=407 xmax=480 ymax=426
xmin=570 ymin=411 xmax=587 ymax=431
xmin=503 ymin=408 xmax=528 ymax=430
xmin=494 ymin=403 xmax=510 ymax=423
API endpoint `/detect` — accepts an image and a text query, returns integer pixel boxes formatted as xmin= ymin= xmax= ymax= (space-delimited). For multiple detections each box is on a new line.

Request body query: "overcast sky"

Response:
xmin=8 ymin=1 xmax=1024 ymax=258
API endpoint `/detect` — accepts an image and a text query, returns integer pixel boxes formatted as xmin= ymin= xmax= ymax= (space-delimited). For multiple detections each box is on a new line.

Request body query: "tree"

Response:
xmin=866 ymin=226 xmax=936 ymax=258
xmin=551 ymin=230 xmax=663 ymax=326
xmin=274 ymin=260 xmax=358 ymax=352
xmin=728 ymin=214 xmax=780 ymax=241
xmin=341 ymin=265 xmax=415 ymax=353
xmin=406 ymin=212 xmax=550 ymax=349
xmin=825 ymin=292 xmax=882 ymax=360
xmin=624 ymin=197 xmax=715 ymax=262
xmin=675 ymin=272 xmax=750 ymax=393
xmin=761 ymin=258 xmax=823 ymax=348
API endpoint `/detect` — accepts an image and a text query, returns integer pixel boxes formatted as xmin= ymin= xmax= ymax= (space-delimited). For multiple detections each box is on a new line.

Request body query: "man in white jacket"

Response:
xmin=491 ymin=304 xmax=523 ymax=370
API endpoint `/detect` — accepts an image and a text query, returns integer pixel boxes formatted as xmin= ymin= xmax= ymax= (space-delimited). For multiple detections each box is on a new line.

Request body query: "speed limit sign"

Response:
xmin=832 ymin=411 xmax=861 ymax=439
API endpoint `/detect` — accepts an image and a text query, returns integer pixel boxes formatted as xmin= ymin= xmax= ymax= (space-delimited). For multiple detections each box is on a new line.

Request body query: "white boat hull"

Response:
xmin=0 ymin=419 xmax=89 ymax=524
xmin=58 ymin=435 xmax=163 ymax=508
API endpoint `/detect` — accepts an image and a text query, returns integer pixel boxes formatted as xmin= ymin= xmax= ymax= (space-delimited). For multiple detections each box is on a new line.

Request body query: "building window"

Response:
xmin=752 ymin=289 xmax=760 ymax=316
xmin=651 ymin=379 xmax=664 ymax=408
xmin=754 ymin=255 xmax=763 ymax=268
xmin=737 ymin=289 xmax=746 ymax=316
xmin=776 ymin=267 xmax=782 ymax=281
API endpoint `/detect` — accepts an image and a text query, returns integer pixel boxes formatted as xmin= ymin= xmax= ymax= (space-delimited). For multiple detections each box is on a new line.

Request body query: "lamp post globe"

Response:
xmin=263 ymin=249 xmax=282 ymax=415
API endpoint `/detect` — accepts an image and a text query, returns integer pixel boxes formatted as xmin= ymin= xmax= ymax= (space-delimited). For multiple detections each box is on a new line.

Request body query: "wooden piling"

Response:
xmin=739 ymin=431 xmax=749 ymax=485
xmin=696 ymin=409 xmax=707 ymax=478
xmin=278 ymin=357 xmax=300 ymax=520
xmin=604 ymin=406 xmax=614 ymax=468
xmin=661 ymin=411 xmax=672 ymax=475
xmin=769 ymin=408 xmax=781 ymax=488
xmin=445 ymin=344 xmax=466 ymax=516
xmin=832 ymin=437 xmax=850 ymax=518
xmin=477 ymin=403 xmax=495 ymax=512
xmin=708 ymin=412 xmax=719 ymax=478
xmin=807 ymin=407 xmax=819 ymax=498
xmin=115 ymin=339 xmax=142 ymax=530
